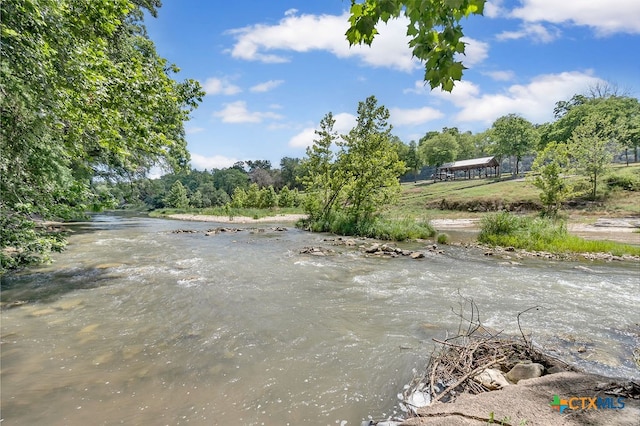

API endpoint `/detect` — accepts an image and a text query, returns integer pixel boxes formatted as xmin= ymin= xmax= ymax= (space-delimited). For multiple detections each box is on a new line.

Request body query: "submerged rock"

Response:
xmin=205 ymin=227 xmax=243 ymax=236
xmin=171 ymin=229 xmax=198 ymax=234
xmin=299 ymin=246 xmax=334 ymax=256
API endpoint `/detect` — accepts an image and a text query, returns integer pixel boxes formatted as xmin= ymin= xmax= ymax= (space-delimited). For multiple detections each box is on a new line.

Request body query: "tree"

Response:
xmin=259 ymin=185 xmax=278 ymax=209
xmin=545 ymin=93 xmax=640 ymax=163
xmin=230 ymin=187 xmax=248 ymax=208
xmin=346 ymin=0 xmax=486 ymax=91
xmin=250 ymin=168 xmax=275 ymax=188
xmin=404 ymin=141 xmax=422 ymax=181
xmin=245 ymin=160 xmax=271 ymax=172
xmin=569 ymin=115 xmax=618 ymax=199
xmin=1 ymin=0 xmax=203 ymax=272
xmin=456 ymin=130 xmax=477 ymax=160
xmin=491 ymin=114 xmax=538 ymax=175
xmin=164 ymin=181 xmax=189 ymax=209
xmin=245 ymin=183 xmax=261 ymax=208
xmin=419 ymin=132 xmax=458 ymax=168
xmin=530 ymin=142 xmax=572 ymax=216
xmin=213 ymin=168 xmax=249 ymax=196
xmin=301 ymin=112 xmax=340 ymax=221
xmin=278 ymin=186 xmax=295 ymax=208
xmin=301 ymin=96 xmax=405 ymax=228
xmin=189 ymin=189 xmax=204 ymax=208
xmin=279 ymin=157 xmax=303 ymax=190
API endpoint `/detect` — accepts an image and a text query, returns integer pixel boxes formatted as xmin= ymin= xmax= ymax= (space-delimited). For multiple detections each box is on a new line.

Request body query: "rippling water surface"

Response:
xmin=1 ymin=214 xmax=638 ymax=425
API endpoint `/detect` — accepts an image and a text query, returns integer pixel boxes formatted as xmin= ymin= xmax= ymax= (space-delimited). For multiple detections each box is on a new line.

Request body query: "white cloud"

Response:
xmin=288 ymin=127 xmax=317 ymax=148
xmin=185 ymin=126 xmax=205 ymax=135
xmin=432 ymin=71 xmax=604 ymax=124
xmin=250 ymin=80 xmax=284 ymax=93
xmin=389 ymin=106 xmax=444 ymax=126
xmin=510 ymin=0 xmax=640 ymax=35
xmin=227 ymin=10 xmax=419 ymax=72
xmin=288 ymin=112 xmax=357 ymax=148
xmin=497 ymin=23 xmax=561 ymax=43
xmin=202 ymin=77 xmax=241 ymax=96
xmin=484 ymin=1 xmax=505 ymax=18
xmin=458 ymin=37 xmax=489 ymax=67
xmin=333 ymin=112 xmax=358 ymax=134
xmin=213 ymin=101 xmax=284 ymax=123
xmin=482 ymin=70 xmax=515 ymax=81
xmin=190 ymin=153 xmax=239 ymax=170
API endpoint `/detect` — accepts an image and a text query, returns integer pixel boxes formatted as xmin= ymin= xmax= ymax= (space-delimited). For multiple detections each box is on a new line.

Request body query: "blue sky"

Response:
xmin=144 ymin=0 xmax=640 ymax=171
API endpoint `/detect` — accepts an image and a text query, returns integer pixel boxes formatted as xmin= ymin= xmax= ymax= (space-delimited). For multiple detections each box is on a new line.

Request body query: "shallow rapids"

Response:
xmin=1 ymin=214 xmax=638 ymax=425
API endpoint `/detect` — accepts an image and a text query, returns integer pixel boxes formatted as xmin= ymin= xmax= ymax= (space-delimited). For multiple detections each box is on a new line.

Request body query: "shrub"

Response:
xmin=478 ymin=211 xmax=520 ymax=240
xmin=606 ymin=174 xmax=640 ymax=191
xmin=298 ymin=212 xmax=435 ymax=241
xmin=437 ymin=233 xmax=450 ymax=244
xmin=478 ymin=211 xmax=640 ymax=256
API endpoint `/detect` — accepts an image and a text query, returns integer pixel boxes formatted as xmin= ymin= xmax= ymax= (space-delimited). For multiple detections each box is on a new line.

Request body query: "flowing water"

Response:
xmin=1 ymin=214 xmax=639 ymax=425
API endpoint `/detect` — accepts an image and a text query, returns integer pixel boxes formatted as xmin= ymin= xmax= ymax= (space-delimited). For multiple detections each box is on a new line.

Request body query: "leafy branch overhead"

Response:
xmin=346 ymin=0 xmax=486 ymax=91
xmin=0 ymin=0 xmax=204 ymax=272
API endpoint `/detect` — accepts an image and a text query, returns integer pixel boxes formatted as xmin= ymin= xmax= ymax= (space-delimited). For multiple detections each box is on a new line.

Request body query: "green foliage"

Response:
xmin=530 ymin=142 xmax=572 ymax=216
xmin=189 ymin=189 xmax=204 ymax=208
xmin=277 ymin=186 xmax=295 ymax=207
xmin=478 ymin=212 xmax=640 ymax=256
xmin=259 ymin=185 xmax=278 ymax=209
xmin=301 ymin=112 xmax=340 ymax=220
xmin=299 ymin=211 xmax=435 ymax=241
xmin=0 ymin=0 xmax=203 ymax=271
xmin=478 ymin=211 xmax=523 ymax=241
xmin=419 ymin=132 xmax=458 ymax=167
xmin=279 ymin=157 xmax=304 ymax=190
xmin=245 ymin=183 xmax=261 ymax=208
xmin=545 ymin=94 xmax=640 ymax=161
xmin=230 ymin=187 xmax=248 ymax=208
xmin=402 ymin=140 xmax=422 ymax=181
xmin=437 ymin=233 xmax=450 ymax=244
xmin=213 ymin=167 xmax=250 ymax=196
xmin=164 ymin=181 xmax=189 ymax=209
xmin=491 ymin=114 xmax=538 ymax=175
xmin=346 ymin=0 xmax=485 ymax=91
xmin=0 ymin=208 xmax=66 ymax=274
xmin=301 ymin=96 xmax=406 ymax=236
xmin=606 ymin=172 xmax=640 ymax=191
xmin=569 ymin=115 xmax=618 ymax=199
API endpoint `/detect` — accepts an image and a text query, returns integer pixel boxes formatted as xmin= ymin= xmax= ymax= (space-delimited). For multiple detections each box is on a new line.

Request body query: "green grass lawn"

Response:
xmin=391 ymin=164 xmax=640 ymax=219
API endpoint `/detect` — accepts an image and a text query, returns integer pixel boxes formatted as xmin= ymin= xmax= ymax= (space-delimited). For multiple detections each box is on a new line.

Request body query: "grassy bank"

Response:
xmin=478 ymin=212 xmax=640 ymax=256
xmin=298 ymin=212 xmax=436 ymax=241
xmin=394 ymin=163 xmax=640 ymax=217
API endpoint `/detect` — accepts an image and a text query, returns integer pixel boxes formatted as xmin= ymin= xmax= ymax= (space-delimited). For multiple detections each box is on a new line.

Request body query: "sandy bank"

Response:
xmin=167 ymin=213 xmax=307 ymax=224
xmin=165 ymin=214 xmax=639 ymax=245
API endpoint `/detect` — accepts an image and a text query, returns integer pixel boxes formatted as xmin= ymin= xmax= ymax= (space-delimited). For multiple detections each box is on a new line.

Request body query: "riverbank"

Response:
xmin=166 ymin=213 xmax=307 ymax=223
xmin=165 ymin=213 xmax=639 ymax=250
xmin=399 ymin=371 xmax=640 ymax=426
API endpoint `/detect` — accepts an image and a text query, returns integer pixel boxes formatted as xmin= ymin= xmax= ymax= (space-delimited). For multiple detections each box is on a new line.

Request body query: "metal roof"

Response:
xmin=439 ymin=156 xmax=499 ymax=171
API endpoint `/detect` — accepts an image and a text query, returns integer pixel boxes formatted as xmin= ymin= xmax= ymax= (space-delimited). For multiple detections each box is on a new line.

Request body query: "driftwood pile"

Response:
xmin=399 ymin=299 xmax=574 ymax=417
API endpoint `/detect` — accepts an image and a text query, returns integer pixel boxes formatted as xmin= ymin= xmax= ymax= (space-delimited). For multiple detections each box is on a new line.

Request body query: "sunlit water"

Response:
xmin=1 ymin=214 xmax=639 ymax=425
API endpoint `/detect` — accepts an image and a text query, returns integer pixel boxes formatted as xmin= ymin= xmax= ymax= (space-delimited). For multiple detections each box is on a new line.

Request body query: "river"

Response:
xmin=1 ymin=214 xmax=639 ymax=425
